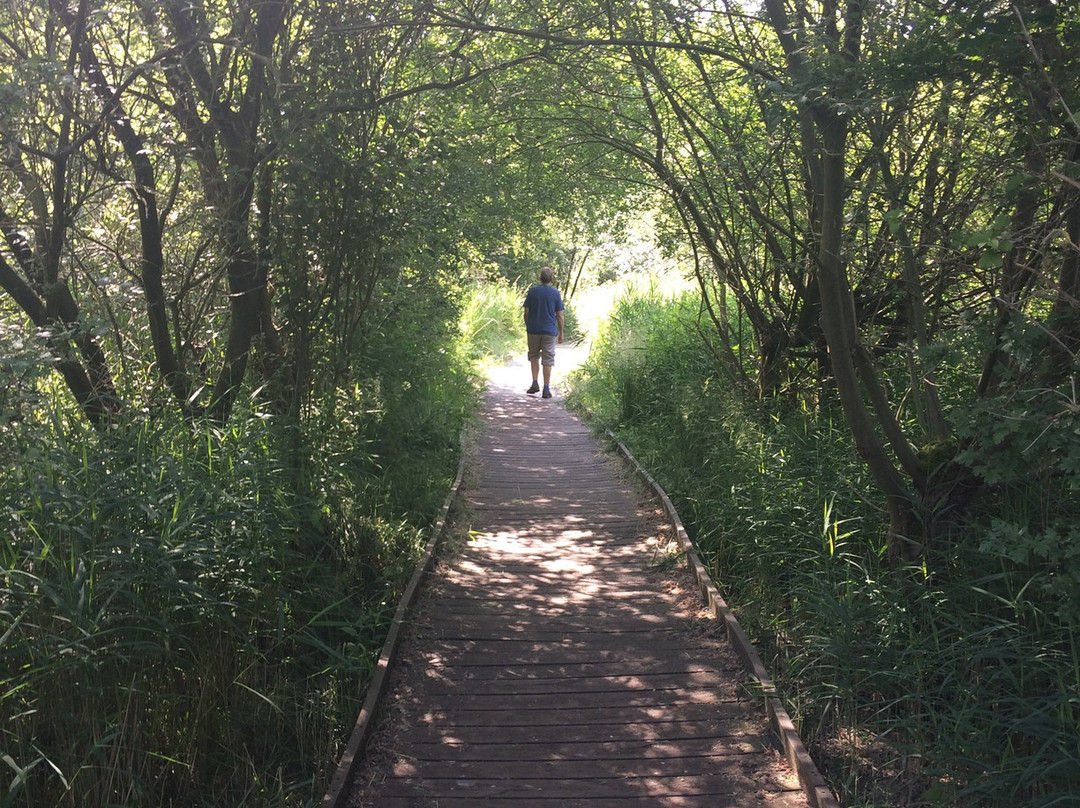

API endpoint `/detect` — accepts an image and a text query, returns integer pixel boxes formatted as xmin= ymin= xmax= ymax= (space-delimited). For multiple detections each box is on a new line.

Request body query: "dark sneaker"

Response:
xmin=526 ymin=381 xmax=540 ymax=394
xmin=542 ymin=387 xmax=552 ymax=399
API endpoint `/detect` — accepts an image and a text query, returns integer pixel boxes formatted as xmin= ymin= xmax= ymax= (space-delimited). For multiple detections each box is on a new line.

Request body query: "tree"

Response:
xmin=412 ymin=0 xmax=1078 ymax=559
xmin=0 ymin=0 xmax=123 ymax=424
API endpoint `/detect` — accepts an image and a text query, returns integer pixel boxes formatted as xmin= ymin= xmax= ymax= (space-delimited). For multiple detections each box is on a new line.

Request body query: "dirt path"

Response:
xmin=347 ymin=365 xmax=810 ymax=807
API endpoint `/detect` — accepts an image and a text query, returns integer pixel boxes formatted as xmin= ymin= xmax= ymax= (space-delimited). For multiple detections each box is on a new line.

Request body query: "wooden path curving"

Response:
xmin=348 ymin=368 xmax=813 ymax=807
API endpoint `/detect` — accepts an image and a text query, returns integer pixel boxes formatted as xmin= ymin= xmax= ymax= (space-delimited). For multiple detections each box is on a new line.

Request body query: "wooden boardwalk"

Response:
xmin=349 ymin=372 xmax=812 ymax=807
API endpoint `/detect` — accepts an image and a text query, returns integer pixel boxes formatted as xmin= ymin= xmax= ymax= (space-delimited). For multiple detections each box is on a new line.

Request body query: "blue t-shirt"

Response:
xmin=523 ymin=283 xmax=564 ymax=335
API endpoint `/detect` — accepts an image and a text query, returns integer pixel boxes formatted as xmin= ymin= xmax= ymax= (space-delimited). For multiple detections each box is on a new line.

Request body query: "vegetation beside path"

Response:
xmin=4 ymin=1 xmax=1079 ymax=806
xmin=1 ymin=297 xmax=479 ymax=807
xmin=568 ymin=287 xmax=1080 ymax=808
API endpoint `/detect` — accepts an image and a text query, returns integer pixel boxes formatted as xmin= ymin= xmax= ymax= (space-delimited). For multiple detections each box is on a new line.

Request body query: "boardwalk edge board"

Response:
xmin=321 ymin=432 xmax=469 ymax=808
xmin=608 ymin=430 xmax=842 ymax=808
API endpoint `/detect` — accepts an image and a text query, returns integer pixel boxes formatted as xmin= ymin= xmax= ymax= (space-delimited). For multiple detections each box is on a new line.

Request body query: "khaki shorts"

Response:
xmin=527 ymin=333 xmax=557 ymax=367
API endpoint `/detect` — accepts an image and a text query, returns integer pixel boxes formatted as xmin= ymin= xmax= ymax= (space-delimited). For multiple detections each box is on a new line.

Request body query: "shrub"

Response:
xmin=567 ymin=284 xmax=1080 ymax=807
xmin=1 ymin=319 xmax=473 ymax=807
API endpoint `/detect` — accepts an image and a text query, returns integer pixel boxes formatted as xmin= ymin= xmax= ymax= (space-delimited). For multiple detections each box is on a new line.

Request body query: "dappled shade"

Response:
xmin=353 ymin=380 xmax=808 ymax=806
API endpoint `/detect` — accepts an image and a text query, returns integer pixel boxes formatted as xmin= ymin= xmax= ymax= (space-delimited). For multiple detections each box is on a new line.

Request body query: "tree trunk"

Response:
xmin=61 ymin=8 xmax=193 ymax=411
xmin=762 ymin=0 xmax=925 ymax=558
xmin=813 ymin=113 xmax=922 ymax=558
xmin=156 ymin=0 xmax=287 ymax=424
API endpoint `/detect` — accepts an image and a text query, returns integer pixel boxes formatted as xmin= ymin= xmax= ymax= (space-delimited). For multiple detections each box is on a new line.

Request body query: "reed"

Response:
xmin=1 ymin=372 xmax=470 ymax=806
xmin=568 ymin=286 xmax=1080 ymax=807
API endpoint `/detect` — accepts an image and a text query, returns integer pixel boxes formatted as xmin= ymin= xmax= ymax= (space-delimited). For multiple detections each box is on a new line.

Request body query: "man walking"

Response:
xmin=523 ymin=266 xmax=564 ymax=399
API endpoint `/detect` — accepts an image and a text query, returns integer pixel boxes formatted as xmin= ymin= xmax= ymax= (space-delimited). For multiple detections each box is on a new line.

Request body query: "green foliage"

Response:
xmin=569 ymin=284 xmax=1080 ymax=807
xmin=2 ymin=1 xmax=1077 ymax=806
xmin=950 ymin=322 xmax=1080 ymax=628
xmin=571 ymin=285 xmax=709 ymax=425
xmin=459 ymin=281 xmax=526 ymax=365
xmin=0 ymin=327 xmax=473 ymax=807
xmin=357 ymin=286 xmax=477 ymax=521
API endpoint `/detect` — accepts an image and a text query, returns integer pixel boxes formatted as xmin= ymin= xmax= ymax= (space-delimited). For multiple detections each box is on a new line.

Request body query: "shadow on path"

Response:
xmin=350 ymin=364 xmax=809 ymax=808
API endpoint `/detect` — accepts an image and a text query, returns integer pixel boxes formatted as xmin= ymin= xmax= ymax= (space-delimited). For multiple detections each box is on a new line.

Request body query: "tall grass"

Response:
xmin=568 ymin=287 xmax=1080 ymax=807
xmin=0 ymin=407 xmax=420 ymax=806
xmin=459 ymin=280 xmax=526 ymax=365
xmin=458 ymin=278 xmax=584 ymax=368
xmin=1 ymin=303 xmax=477 ymax=806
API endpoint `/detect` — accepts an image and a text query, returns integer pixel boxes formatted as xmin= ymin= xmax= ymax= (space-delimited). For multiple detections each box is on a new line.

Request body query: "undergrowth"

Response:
xmin=459 ymin=280 xmax=528 ymax=366
xmin=567 ymin=288 xmax=1080 ymax=808
xmin=458 ymin=276 xmax=582 ymax=366
xmin=0 ymin=295 xmax=482 ymax=806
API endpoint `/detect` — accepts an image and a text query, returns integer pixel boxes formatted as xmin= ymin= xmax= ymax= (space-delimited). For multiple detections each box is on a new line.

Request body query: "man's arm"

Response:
xmin=556 ymin=310 xmax=564 ymax=344
xmin=523 ymin=306 xmax=530 ymax=328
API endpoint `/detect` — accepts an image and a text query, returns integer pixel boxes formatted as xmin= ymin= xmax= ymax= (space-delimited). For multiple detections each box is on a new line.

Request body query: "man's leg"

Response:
xmin=526 ymin=335 xmax=541 ymax=393
xmin=542 ymin=336 xmax=555 ymax=398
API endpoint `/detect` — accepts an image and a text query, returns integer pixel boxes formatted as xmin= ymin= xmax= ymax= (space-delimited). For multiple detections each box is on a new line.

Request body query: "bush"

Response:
xmin=459 ymin=280 xmax=525 ymax=365
xmin=567 ymin=285 xmax=1080 ymax=808
xmin=1 ymin=312 xmax=474 ymax=807
xmin=459 ymin=279 xmax=584 ymax=365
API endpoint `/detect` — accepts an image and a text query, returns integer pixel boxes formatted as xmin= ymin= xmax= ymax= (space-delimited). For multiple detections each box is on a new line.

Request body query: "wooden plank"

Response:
xmin=418 ymin=635 xmax=733 ymax=655
xmin=405 ymin=702 xmax=763 ymax=727
xmin=365 ymin=795 xmax=812 ymax=808
xmin=365 ymin=792 xmax=810 ymax=808
xmin=383 ymin=754 xmax=803 ymax=784
xmin=417 ymin=622 xmax=713 ymax=640
xmin=397 ymin=736 xmax=768 ymax=761
xmin=375 ymin=771 xmax=799 ymax=798
xmin=410 ymin=603 xmax=691 ymax=625
xmin=391 ymin=659 xmax=741 ymax=682
xmin=407 ymin=671 xmax=743 ymax=697
xmin=413 ymin=608 xmax=698 ymax=627
xmin=423 ymin=586 xmax=699 ymax=603
xmin=391 ymin=719 xmax=765 ymax=746
xmin=469 ymin=489 xmax=636 ymax=499
xmin=411 ymin=621 xmax=692 ymax=639
xmin=393 ymin=688 xmax=746 ymax=712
